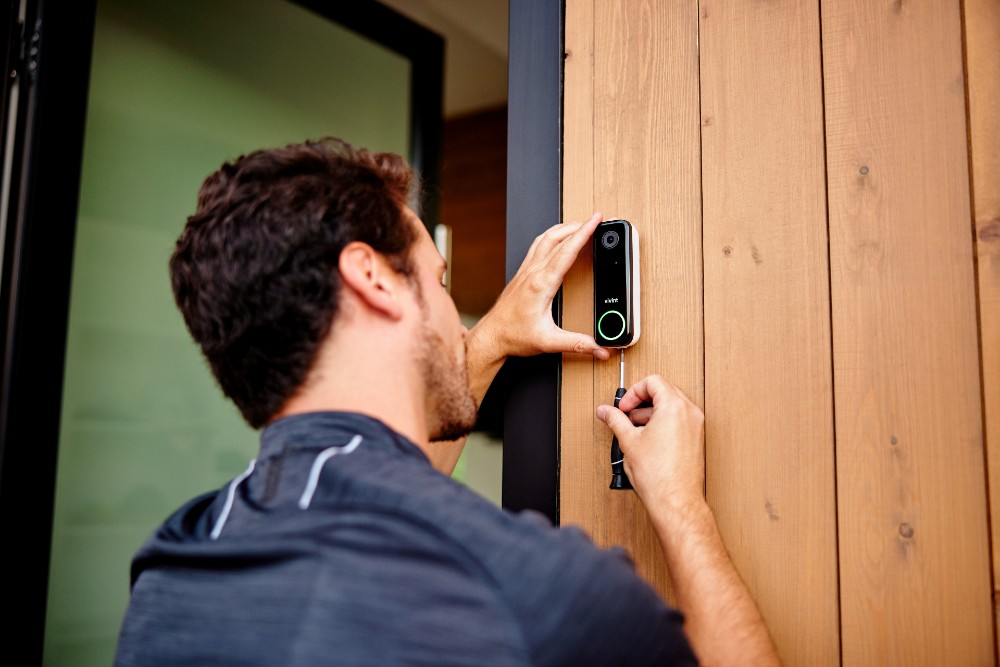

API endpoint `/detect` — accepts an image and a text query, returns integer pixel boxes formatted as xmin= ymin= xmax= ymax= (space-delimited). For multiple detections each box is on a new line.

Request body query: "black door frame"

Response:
xmin=0 ymin=1 xmax=97 ymax=660
xmin=501 ymin=0 xmax=563 ymax=525
xmin=0 ymin=1 xmax=442 ymax=661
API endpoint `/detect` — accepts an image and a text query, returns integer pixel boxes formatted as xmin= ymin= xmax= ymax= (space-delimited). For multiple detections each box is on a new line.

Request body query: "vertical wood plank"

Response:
xmin=964 ymin=0 xmax=1000 ymax=656
xmin=698 ymin=1 xmax=839 ymax=664
xmin=561 ymin=0 xmax=597 ymax=533
xmin=821 ymin=1 xmax=994 ymax=663
xmin=561 ymin=0 xmax=703 ymax=604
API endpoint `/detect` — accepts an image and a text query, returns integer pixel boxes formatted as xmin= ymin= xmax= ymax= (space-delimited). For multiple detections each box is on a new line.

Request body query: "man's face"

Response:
xmin=401 ymin=208 xmax=478 ymax=442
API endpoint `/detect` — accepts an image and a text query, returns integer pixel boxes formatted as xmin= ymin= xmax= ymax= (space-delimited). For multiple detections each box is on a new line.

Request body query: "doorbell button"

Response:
xmin=598 ymin=310 xmax=626 ymax=340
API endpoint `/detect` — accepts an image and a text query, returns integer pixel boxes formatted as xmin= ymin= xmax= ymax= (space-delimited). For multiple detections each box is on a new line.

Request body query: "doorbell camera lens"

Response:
xmin=601 ymin=230 xmax=619 ymax=249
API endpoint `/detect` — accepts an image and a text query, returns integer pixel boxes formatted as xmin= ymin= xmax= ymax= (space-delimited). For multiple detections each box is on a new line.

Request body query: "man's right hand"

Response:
xmin=596 ymin=375 xmax=705 ymax=516
xmin=596 ymin=375 xmax=781 ymax=667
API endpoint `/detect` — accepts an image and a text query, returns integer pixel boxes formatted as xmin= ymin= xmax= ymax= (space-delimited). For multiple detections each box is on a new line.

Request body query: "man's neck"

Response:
xmin=274 ymin=330 xmax=431 ymax=453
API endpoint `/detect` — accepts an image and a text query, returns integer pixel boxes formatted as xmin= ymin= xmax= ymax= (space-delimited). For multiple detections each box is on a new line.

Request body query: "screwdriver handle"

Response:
xmin=609 ymin=387 xmax=633 ymax=490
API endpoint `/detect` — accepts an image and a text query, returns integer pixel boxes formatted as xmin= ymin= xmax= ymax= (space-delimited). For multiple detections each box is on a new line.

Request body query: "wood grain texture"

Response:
xmin=821 ymin=1 xmax=993 ymax=663
xmin=963 ymin=0 xmax=1000 ymax=656
xmin=698 ymin=1 xmax=839 ymax=664
xmin=561 ymin=0 xmax=703 ymax=604
xmin=561 ymin=0 xmax=597 ymax=536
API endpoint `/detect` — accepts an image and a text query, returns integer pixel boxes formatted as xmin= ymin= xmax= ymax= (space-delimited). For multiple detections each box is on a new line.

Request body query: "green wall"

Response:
xmin=44 ymin=2 xmax=410 ymax=664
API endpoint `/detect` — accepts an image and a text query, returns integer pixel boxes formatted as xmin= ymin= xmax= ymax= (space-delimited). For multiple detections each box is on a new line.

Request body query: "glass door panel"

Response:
xmin=44 ymin=2 xmax=410 ymax=663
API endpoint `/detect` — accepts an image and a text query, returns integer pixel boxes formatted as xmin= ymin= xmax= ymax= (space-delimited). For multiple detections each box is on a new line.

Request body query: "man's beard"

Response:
xmin=416 ymin=318 xmax=478 ymax=442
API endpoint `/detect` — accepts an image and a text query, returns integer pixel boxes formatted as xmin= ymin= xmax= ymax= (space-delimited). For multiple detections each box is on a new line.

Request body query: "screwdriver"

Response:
xmin=609 ymin=348 xmax=633 ymax=490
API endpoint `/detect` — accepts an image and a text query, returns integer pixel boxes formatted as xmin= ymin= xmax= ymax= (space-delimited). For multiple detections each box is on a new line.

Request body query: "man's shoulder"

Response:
xmin=324 ymin=456 xmax=568 ymax=566
xmin=341 ymin=456 xmax=589 ymax=566
xmin=364 ymin=471 xmax=692 ymax=666
xmin=312 ymin=453 xmax=625 ymax=607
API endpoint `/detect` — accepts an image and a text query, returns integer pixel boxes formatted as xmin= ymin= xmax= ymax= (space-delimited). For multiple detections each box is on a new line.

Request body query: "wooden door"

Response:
xmin=560 ymin=1 xmax=998 ymax=664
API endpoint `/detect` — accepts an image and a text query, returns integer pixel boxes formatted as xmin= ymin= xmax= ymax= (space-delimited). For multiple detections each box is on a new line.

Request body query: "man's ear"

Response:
xmin=338 ymin=242 xmax=405 ymax=320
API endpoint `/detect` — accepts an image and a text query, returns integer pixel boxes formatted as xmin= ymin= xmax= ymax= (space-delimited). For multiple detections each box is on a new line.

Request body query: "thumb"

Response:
xmin=596 ymin=404 xmax=634 ymax=444
xmin=548 ymin=329 xmax=611 ymax=360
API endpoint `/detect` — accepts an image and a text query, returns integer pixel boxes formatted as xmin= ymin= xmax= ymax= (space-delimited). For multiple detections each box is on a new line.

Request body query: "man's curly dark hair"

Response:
xmin=170 ymin=138 xmax=417 ymax=428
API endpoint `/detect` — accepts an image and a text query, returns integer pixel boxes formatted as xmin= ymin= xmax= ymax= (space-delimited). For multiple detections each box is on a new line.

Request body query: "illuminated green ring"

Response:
xmin=598 ymin=310 xmax=626 ymax=341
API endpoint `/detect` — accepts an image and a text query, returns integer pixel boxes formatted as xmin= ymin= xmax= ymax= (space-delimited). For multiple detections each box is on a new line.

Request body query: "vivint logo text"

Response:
xmin=604 ymin=297 xmax=619 ymax=304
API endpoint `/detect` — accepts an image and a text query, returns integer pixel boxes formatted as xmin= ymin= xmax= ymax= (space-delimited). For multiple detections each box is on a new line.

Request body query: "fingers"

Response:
xmin=519 ymin=218 xmax=602 ymax=303
xmin=627 ymin=406 xmax=654 ymax=425
xmin=525 ymin=221 xmax=583 ymax=263
xmin=525 ymin=212 xmax=602 ymax=268
xmin=596 ymin=404 xmax=635 ymax=444
xmin=593 ymin=347 xmax=612 ymax=361
xmin=617 ymin=374 xmax=687 ymax=413
xmin=491 ymin=213 xmax=609 ymax=361
xmin=544 ymin=329 xmax=611 ymax=359
xmin=544 ymin=213 xmax=603 ymax=278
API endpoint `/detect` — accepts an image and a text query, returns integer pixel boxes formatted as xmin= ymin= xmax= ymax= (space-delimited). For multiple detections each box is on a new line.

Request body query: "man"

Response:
xmin=114 ymin=138 xmax=778 ymax=666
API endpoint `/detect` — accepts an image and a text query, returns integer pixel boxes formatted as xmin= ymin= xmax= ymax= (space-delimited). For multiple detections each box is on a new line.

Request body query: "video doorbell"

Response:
xmin=593 ymin=219 xmax=640 ymax=348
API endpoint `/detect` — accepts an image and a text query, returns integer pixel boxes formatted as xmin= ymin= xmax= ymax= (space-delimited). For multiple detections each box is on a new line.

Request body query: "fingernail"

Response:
xmin=596 ymin=406 xmax=607 ymax=420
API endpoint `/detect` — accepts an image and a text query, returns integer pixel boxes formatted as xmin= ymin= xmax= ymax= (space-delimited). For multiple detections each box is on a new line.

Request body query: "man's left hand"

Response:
xmin=429 ymin=213 xmax=609 ymax=471
xmin=469 ymin=212 xmax=611 ymax=366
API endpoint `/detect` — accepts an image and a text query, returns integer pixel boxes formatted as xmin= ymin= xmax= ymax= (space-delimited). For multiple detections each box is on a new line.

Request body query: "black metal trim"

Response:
xmin=502 ymin=0 xmax=563 ymax=524
xmin=0 ymin=1 xmax=443 ymax=662
xmin=0 ymin=2 xmax=27 ymax=321
xmin=0 ymin=1 xmax=98 ymax=662
xmin=294 ymin=0 xmax=444 ymax=226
